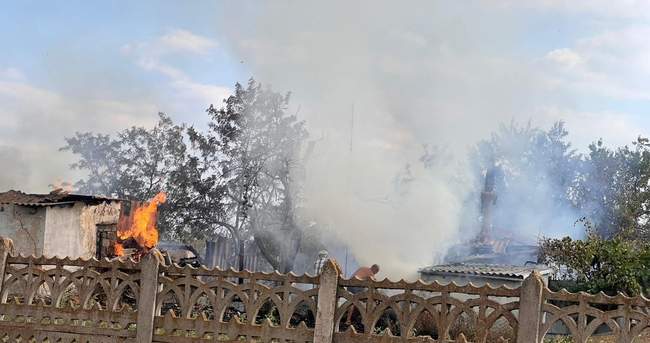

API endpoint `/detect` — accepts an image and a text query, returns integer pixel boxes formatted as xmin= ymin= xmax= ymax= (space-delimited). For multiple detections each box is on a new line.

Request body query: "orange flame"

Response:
xmin=114 ymin=243 xmax=124 ymax=256
xmin=115 ymin=192 xmax=167 ymax=256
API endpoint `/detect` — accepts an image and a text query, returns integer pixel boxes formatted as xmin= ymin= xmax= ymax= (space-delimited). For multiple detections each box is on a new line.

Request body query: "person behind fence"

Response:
xmin=313 ymin=250 xmax=329 ymax=275
xmin=346 ymin=264 xmax=380 ymax=324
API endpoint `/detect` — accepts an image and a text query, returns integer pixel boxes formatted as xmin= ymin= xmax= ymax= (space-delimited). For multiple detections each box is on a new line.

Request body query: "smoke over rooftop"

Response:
xmin=213 ymin=1 xmax=575 ymax=277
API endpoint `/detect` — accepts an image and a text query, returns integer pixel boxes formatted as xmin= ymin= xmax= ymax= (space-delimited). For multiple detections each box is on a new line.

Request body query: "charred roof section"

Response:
xmin=0 ymin=190 xmax=122 ymax=207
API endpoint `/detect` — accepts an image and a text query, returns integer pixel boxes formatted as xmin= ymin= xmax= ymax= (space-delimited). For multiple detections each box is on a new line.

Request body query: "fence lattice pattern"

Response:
xmin=153 ymin=264 xmax=319 ymax=342
xmin=540 ymin=288 xmax=650 ymax=342
xmin=0 ymin=237 xmax=649 ymax=342
xmin=334 ymin=278 xmax=520 ymax=342
xmin=0 ymin=253 xmax=140 ymax=342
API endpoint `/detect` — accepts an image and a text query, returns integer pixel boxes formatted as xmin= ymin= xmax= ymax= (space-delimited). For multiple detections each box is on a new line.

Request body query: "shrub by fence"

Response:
xmin=0 ymin=237 xmax=649 ymax=342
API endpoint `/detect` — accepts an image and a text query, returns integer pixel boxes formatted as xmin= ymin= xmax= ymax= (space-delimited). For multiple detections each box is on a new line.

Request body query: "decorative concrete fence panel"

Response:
xmin=539 ymin=287 xmax=650 ymax=342
xmin=333 ymin=276 xmax=521 ymax=342
xmin=0 ymin=239 xmax=141 ymax=342
xmin=0 ymin=236 xmax=650 ymax=342
xmin=152 ymin=263 xmax=320 ymax=342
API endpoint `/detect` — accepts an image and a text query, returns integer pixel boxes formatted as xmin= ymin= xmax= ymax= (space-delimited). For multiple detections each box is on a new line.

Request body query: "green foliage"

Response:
xmin=575 ymin=138 xmax=650 ymax=238
xmin=543 ymin=336 xmax=574 ymax=343
xmin=188 ymin=79 xmax=311 ymax=272
xmin=539 ymin=226 xmax=650 ymax=296
xmin=61 ymin=113 xmax=203 ymax=239
xmin=470 ymin=119 xmax=650 ymax=241
xmin=63 ymin=79 xmax=319 ymax=272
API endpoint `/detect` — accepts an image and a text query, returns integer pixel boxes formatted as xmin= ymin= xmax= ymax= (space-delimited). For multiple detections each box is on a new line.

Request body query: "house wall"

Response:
xmin=0 ymin=204 xmax=46 ymax=255
xmin=42 ymin=201 xmax=121 ymax=259
xmin=79 ymin=201 xmax=121 ymax=258
xmin=42 ymin=204 xmax=83 ymax=258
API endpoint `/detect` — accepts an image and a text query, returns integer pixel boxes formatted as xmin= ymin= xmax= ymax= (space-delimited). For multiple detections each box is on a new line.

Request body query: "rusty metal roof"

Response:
xmin=0 ymin=190 xmax=122 ymax=206
xmin=419 ymin=263 xmax=554 ymax=279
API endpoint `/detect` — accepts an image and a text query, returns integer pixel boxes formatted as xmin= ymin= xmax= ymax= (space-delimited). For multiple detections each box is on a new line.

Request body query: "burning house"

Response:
xmin=93 ymin=191 xmax=201 ymax=266
xmin=0 ymin=189 xmax=182 ymax=263
xmin=419 ymin=167 xmax=550 ymax=286
xmin=445 ymin=167 xmax=540 ymax=265
xmin=113 ymin=192 xmax=166 ymax=258
xmin=0 ymin=190 xmax=123 ymax=258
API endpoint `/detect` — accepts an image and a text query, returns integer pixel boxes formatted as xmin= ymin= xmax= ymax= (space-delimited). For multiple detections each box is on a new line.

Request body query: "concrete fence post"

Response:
xmin=0 ymin=237 xmax=13 ymax=295
xmin=517 ymin=271 xmax=544 ymax=343
xmin=314 ymin=259 xmax=340 ymax=343
xmin=136 ymin=253 xmax=160 ymax=343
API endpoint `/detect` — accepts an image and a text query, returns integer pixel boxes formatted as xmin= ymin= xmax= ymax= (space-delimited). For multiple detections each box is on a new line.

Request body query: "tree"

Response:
xmin=61 ymin=113 xmax=209 ymax=239
xmin=575 ymin=138 xmax=650 ymax=238
xmin=62 ymin=113 xmax=184 ymax=200
xmin=64 ymin=80 xmax=317 ymax=272
xmin=539 ymin=134 xmax=650 ymax=295
xmin=539 ymin=226 xmax=650 ymax=296
xmin=188 ymin=79 xmax=310 ymax=272
xmin=61 ymin=113 xmax=229 ymax=240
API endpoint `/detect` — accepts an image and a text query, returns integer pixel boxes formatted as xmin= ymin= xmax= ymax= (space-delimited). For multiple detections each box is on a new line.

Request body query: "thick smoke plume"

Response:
xmin=216 ymin=1 xmax=566 ymax=278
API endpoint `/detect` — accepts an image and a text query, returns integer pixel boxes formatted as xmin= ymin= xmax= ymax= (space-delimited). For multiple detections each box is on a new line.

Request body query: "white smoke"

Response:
xmin=214 ymin=1 xmax=550 ymax=278
xmin=214 ymin=0 xmax=649 ymax=278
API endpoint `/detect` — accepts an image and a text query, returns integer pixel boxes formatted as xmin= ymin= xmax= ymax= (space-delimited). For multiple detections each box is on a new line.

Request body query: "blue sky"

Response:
xmin=1 ymin=1 xmax=650 ymax=192
xmin=0 ymin=1 xmax=246 ymax=116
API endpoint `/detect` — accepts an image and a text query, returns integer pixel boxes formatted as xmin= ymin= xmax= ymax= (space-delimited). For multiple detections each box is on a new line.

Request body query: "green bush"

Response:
xmin=539 ymin=227 xmax=650 ymax=296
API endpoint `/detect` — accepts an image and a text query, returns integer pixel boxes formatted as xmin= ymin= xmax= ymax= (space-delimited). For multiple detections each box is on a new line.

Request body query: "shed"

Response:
xmin=0 ymin=190 xmax=124 ymax=259
xmin=419 ymin=263 xmax=554 ymax=288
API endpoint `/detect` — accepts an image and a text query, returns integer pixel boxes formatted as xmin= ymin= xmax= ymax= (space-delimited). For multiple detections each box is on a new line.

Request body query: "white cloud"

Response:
xmin=545 ymin=48 xmax=584 ymax=68
xmin=170 ymin=79 xmax=231 ymax=108
xmin=536 ymin=107 xmax=646 ymax=149
xmin=136 ymin=57 xmax=186 ymax=79
xmin=0 ymin=68 xmax=25 ymax=81
xmin=0 ymin=69 xmax=158 ymax=192
xmin=580 ymin=27 xmax=650 ymax=74
xmin=0 ymin=29 xmax=227 ymax=193
xmin=496 ymin=0 xmax=650 ymax=19
xmin=159 ymin=29 xmax=218 ymax=55
xmin=121 ymin=28 xmax=218 ymax=57
xmin=541 ymin=26 xmax=650 ymax=101
xmin=123 ymin=29 xmax=231 ymax=109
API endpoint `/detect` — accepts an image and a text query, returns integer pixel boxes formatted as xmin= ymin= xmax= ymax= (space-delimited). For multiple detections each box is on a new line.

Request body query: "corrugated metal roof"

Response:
xmin=419 ymin=263 xmax=554 ymax=279
xmin=0 ymin=190 xmax=122 ymax=206
xmin=3 ymin=201 xmax=78 ymax=207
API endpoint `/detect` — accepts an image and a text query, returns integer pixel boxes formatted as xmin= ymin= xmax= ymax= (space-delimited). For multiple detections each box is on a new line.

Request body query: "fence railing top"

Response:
xmin=338 ymin=276 xmax=522 ymax=296
xmin=6 ymin=254 xmax=142 ymax=269
xmin=159 ymin=263 xmax=321 ymax=284
xmin=544 ymin=287 xmax=650 ymax=306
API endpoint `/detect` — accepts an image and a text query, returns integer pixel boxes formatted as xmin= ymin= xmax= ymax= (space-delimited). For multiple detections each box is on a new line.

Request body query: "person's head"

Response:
xmin=318 ymin=250 xmax=328 ymax=258
xmin=370 ymin=264 xmax=380 ymax=274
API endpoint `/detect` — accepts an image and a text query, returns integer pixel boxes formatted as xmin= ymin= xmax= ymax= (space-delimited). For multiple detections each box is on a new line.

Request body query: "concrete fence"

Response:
xmin=0 ymin=238 xmax=648 ymax=342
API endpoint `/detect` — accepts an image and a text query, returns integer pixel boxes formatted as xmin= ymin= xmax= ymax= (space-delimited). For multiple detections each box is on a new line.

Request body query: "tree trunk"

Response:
xmin=280 ymin=227 xmax=302 ymax=274
xmin=254 ymin=232 xmax=281 ymax=271
xmin=238 ymin=239 xmax=245 ymax=271
xmin=237 ymin=238 xmax=245 ymax=284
